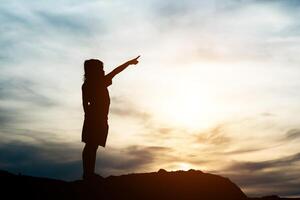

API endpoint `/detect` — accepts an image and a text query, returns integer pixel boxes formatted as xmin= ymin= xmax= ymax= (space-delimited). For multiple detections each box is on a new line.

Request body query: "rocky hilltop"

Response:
xmin=0 ymin=169 xmax=298 ymax=200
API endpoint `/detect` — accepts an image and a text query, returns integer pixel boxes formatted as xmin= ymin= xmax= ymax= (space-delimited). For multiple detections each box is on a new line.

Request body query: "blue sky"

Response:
xmin=1 ymin=0 xmax=300 ymax=197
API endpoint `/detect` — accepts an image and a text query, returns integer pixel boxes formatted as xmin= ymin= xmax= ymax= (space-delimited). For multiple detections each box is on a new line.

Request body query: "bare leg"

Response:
xmin=82 ymin=143 xmax=98 ymax=179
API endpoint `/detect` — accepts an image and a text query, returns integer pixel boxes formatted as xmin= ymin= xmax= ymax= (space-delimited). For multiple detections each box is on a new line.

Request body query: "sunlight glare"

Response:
xmin=159 ymin=81 xmax=215 ymax=130
xmin=178 ymin=162 xmax=191 ymax=171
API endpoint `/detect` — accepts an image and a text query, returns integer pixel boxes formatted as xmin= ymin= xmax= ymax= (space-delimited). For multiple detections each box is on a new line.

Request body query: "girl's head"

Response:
xmin=84 ymin=59 xmax=104 ymax=82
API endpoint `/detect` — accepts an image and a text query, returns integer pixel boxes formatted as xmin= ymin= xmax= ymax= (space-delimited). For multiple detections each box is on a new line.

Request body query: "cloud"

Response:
xmin=0 ymin=1 xmax=98 ymax=66
xmin=0 ymin=77 xmax=59 ymax=129
xmin=260 ymin=112 xmax=276 ymax=117
xmin=149 ymin=0 xmax=215 ymax=19
xmin=226 ymin=153 xmax=300 ymax=172
xmin=0 ymin=107 xmax=23 ymax=126
xmin=110 ymin=96 xmax=151 ymax=121
xmin=98 ymin=145 xmax=172 ymax=175
xmin=223 ymin=147 xmax=269 ymax=155
xmin=258 ymin=0 xmax=300 ymax=8
xmin=110 ymin=106 xmax=151 ymax=121
xmin=284 ymin=129 xmax=300 ymax=141
xmin=0 ymin=132 xmax=172 ymax=180
xmin=0 ymin=140 xmax=81 ymax=180
xmin=34 ymin=10 xmax=90 ymax=34
xmin=0 ymin=77 xmax=57 ymax=107
xmin=229 ymin=169 xmax=300 ymax=197
xmin=222 ymin=152 xmax=300 ymax=196
xmin=196 ymin=124 xmax=231 ymax=145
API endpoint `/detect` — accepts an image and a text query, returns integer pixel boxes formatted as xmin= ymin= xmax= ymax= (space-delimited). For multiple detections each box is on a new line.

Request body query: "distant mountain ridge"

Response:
xmin=0 ymin=169 xmax=298 ymax=200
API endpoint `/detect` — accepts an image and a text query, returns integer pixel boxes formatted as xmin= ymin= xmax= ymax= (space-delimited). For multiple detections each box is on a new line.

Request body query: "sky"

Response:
xmin=1 ymin=0 xmax=300 ymax=197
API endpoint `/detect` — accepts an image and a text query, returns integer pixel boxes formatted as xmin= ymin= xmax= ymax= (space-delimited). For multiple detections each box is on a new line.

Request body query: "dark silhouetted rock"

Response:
xmin=101 ymin=169 xmax=246 ymax=200
xmin=158 ymin=168 xmax=167 ymax=173
xmin=0 ymin=169 xmax=299 ymax=200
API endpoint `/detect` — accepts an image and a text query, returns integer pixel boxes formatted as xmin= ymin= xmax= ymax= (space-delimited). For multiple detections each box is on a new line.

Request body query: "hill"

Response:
xmin=0 ymin=169 xmax=299 ymax=200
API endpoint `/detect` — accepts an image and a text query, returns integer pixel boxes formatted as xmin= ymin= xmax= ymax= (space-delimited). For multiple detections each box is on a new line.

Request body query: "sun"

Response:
xmin=151 ymin=62 xmax=224 ymax=131
xmin=178 ymin=162 xmax=191 ymax=171
xmin=159 ymin=85 xmax=214 ymax=130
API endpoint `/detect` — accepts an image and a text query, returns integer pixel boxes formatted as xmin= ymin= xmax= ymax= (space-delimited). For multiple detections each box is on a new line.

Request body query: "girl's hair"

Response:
xmin=83 ymin=59 xmax=103 ymax=82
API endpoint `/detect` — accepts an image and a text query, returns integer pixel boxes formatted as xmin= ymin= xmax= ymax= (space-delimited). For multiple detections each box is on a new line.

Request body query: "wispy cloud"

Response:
xmin=0 ymin=77 xmax=57 ymax=107
xmin=284 ymin=129 xmax=300 ymax=141
xmin=110 ymin=101 xmax=151 ymax=122
xmin=221 ymin=152 xmax=300 ymax=197
xmin=0 ymin=136 xmax=173 ymax=180
xmin=196 ymin=124 xmax=231 ymax=145
xmin=0 ymin=140 xmax=81 ymax=180
xmin=99 ymin=145 xmax=173 ymax=175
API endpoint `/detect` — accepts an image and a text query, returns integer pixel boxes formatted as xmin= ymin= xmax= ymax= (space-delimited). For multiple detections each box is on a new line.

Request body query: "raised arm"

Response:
xmin=106 ymin=56 xmax=140 ymax=80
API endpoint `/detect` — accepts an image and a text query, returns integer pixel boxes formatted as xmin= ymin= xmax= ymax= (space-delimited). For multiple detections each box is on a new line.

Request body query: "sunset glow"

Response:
xmin=1 ymin=0 xmax=300 ymax=197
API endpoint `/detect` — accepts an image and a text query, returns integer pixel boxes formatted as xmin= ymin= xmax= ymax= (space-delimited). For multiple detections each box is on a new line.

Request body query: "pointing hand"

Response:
xmin=127 ymin=55 xmax=140 ymax=65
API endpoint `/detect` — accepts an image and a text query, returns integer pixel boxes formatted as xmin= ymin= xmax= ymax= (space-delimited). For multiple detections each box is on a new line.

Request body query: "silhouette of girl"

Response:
xmin=82 ymin=56 xmax=140 ymax=180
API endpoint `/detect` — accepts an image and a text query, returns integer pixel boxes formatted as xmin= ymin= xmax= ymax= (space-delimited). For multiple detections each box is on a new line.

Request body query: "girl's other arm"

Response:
xmin=82 ymin=86 xmax=89 ymax=114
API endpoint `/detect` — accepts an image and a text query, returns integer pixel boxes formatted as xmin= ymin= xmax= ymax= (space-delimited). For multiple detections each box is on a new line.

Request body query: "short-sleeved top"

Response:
xmin=82 ymin=76 xmax=112 ymax=120
xmin=81 ymin=76 xmax=112 ymax=146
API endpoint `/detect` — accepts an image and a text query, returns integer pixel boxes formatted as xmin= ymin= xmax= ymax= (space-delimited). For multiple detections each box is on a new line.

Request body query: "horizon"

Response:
xmin=1 ymin=0 xmax=300 ymax=197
